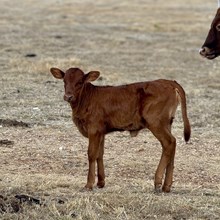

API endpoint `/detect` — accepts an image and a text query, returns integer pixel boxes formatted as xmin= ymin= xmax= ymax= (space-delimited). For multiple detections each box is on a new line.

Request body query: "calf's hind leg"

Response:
xmin=97 ymin=136 xmax=105 ymax=188
xmin=162 ymin=142 xmax=176 ymax=192
xmin=149 ymin=123 xmax=176 ymax=193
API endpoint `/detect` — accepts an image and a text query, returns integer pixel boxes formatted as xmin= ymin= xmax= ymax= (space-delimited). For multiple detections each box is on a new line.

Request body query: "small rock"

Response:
xmin=25 ymin=53 xmax=37 ymax=58
xmin=0 ymin=140 xmax=14 ymax=146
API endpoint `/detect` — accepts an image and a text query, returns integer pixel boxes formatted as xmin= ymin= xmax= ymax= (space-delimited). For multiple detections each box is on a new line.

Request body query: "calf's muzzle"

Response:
xmin=64 ymin=95 xmax=74 ymax=102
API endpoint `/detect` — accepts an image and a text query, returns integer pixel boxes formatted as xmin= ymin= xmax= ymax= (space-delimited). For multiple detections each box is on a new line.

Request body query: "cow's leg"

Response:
xmin=162 ymin=119 xmax=176 ymax=192
xmin=97 ymin=136 xmax=105 ymax=188
xmin=85 ymin=132 xmax=102 ymax=190
xmin=162 ymin=144 xmax=176 ymax=192
xmin=149 ymin=124 xmax=176 ymax=193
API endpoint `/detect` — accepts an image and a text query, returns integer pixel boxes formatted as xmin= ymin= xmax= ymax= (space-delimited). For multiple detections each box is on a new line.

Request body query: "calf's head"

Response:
xmin=50 ymin=67 xmax=100 ymax=102
xmin=200 ymin=4 xmax=220 ymax=59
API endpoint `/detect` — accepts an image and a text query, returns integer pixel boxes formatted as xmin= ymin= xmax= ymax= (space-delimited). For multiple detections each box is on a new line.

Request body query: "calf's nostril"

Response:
xmin=64 ymin=95 xmax=73 ymax=102
xmin=68 ymin=96 xmax=72 ymax=101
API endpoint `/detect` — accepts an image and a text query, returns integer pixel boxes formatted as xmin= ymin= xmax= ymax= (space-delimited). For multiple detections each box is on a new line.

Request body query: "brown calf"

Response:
xmin=50 ymin=67 xmax=191 ymax=193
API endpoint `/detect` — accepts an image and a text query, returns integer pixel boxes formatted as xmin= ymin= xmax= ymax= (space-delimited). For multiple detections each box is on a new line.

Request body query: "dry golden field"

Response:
xmin=0 ymin=0 xmax=219 ymax=219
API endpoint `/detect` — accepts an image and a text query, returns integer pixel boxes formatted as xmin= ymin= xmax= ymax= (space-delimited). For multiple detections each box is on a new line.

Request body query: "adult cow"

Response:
xmin=200 ymin=1 xmax=220 ymax=59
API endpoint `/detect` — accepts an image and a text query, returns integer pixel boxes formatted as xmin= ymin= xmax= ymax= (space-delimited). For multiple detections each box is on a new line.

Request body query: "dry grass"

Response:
xmin=0 ymin=0 xmax=220 ymax=219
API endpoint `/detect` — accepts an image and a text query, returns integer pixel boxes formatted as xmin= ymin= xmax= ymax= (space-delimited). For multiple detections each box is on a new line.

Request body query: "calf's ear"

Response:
xmin=84 ymin=71 xmax=100 ymax=82
xmin=50 ymin=67 xmax=65 ymax=79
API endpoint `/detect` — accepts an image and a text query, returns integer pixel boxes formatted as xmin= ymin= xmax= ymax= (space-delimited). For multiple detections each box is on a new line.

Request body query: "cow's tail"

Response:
xmin=174 ymin=81 xmax=191 ymax=143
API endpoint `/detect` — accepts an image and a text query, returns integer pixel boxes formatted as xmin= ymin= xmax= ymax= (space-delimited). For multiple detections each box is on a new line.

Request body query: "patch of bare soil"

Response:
xmin=0 ymin=119 xmax=30 ymax=128
xmin=0 ymin=0 xmax=219 ymax=219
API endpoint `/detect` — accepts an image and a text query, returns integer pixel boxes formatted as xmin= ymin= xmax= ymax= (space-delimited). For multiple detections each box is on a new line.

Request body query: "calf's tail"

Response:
xmin=174 ymin=81 xmax=191 ymax=143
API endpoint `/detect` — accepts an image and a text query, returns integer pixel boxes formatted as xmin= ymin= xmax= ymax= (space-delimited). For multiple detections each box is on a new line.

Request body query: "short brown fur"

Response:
xmin=50 ymin=67 xmax=191 ymax=193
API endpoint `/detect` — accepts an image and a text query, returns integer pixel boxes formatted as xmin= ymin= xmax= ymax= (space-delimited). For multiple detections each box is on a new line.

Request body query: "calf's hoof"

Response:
xmin=79 ymin=187 xmax=92 ymax=193
xmin=162 ymin=185 xmax=171 ymax=193
xmin=97 ymin=180 xmax=105 ymax=188
xmin=84 ymin=183 xmax=93 ymax=191
xmin=154 ymin=184 xmax=162 ymax=193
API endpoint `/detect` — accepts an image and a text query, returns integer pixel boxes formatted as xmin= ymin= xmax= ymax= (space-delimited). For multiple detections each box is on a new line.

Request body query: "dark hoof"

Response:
xmin=97 ymin=181 xmax=105 ymax=188
xmin=162 ymin=185 xmax=171 ymax=193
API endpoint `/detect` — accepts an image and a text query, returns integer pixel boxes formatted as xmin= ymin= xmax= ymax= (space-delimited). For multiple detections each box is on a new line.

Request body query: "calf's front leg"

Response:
xmin=85 ymin=132 xmax=104 ymax=190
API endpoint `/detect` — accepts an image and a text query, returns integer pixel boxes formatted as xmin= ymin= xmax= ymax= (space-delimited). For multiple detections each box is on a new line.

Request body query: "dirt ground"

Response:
xmin=0 ymin=0 xmax=220 ymax=219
